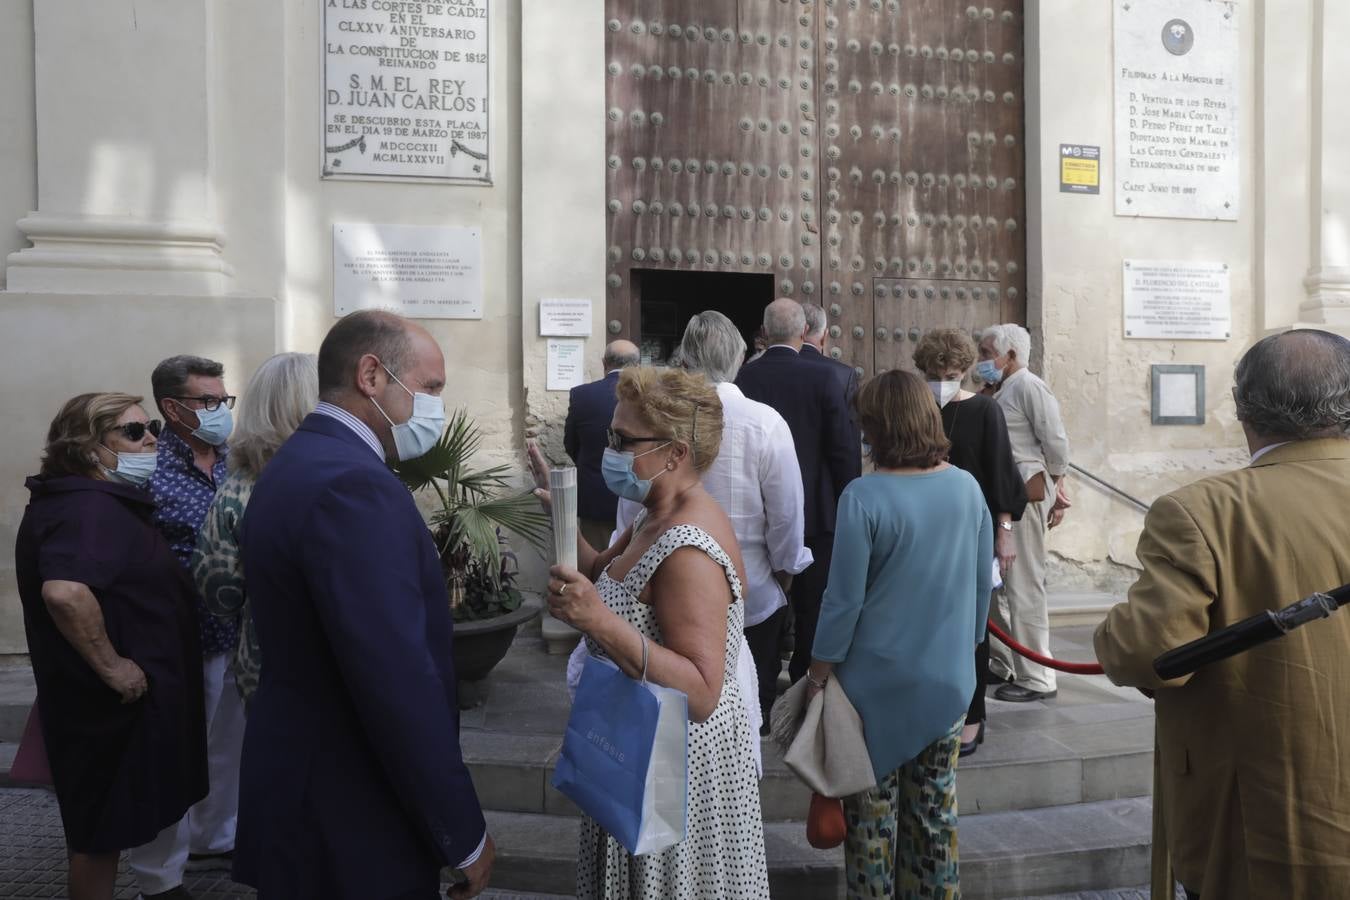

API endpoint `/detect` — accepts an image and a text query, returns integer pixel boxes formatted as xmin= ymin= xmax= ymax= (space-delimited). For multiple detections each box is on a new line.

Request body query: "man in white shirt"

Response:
xmin=617 ymin=311 xmax=813 ymax=729
xmin=978 ymin=323 xmax=1072 ymax=702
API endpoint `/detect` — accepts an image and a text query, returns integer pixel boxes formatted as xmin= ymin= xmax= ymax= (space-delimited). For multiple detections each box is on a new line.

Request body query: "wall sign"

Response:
xmin=539 ymin=299 xmax=593 ymax=337
xmin=1123 ymin=259 xmax=1230 ymax=341
xmin=546 ymin=339 xmax=585 ymax=391
xmin=1060 ymin=144 xmax=1101 ymax=194
xmin=323 ymin=0 xmax=490 ymax=182
xmin=333 ymin=223 xmax=483 ymax=319
xmin=1114 ymin=0 xmax=1239 ymax=219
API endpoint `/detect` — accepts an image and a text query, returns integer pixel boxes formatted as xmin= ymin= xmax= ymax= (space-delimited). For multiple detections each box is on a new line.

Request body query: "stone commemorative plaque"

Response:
xmin=323 ymin=0 xmax=490 ymax=182
xmin=1123 ymin=259 xmax=1231 ymax=341
xmin=1114 ymin=0 xmax=1238 ymax=219
xmin=333 ymin=223 xmax=483 ymax=319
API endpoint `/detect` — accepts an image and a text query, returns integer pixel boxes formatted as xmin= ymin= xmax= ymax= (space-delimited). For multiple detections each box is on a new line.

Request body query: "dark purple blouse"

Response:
xmin=15 ymin=474 xmax=206 ymax=853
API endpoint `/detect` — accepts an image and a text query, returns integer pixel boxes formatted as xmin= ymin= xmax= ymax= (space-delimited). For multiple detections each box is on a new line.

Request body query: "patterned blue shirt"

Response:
xmin=151 ymin=428 xmax=237 ymax=656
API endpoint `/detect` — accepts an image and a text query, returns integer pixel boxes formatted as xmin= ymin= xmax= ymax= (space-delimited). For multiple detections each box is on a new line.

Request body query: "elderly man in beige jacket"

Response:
xmin=1095 ymin=329 xmax=1350 ymax=900
xmin=978 ymin=324 xmax=1071 ymax=701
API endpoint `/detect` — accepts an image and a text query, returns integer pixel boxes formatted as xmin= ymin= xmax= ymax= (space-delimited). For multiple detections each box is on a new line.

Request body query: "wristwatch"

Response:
xmin=998 ymin=521 xmax=1014 ymax=532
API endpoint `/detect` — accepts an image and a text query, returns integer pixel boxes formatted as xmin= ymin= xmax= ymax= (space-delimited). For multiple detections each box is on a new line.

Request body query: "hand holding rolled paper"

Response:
xmin=526 ymin=441 xmax=553 ymax=513
xmin=548 ymin=466 xmax=578 ymax=571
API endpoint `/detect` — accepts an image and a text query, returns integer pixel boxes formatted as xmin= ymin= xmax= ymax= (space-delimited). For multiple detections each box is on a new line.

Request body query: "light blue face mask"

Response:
xmin=601 ymin=443 xmax=671 ymax=503
xmin=371 ymin=364 xmax=446 ymax=461
xmin=99 ymin=446 xmax=158 ymax=487
xmin=189 ymin=404 xmax=233 ymax=447
xmin=975 ymin=359 xmax=1004 ymax=385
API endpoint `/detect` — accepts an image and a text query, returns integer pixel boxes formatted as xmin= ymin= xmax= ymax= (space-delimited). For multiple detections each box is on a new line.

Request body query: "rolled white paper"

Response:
xmin=549 ymin=467 xmax=578 ymax=571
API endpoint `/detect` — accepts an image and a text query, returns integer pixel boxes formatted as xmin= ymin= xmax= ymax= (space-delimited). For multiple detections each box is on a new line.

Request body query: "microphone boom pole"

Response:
xmin=1152 ymin=583 xmax=1350 ymax=681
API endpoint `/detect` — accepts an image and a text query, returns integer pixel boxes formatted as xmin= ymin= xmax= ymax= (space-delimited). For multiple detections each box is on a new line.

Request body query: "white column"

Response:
xmin=1300 ymin=0 xmax=1350 ymax=324
xmin=5 ymin=0 xmax=231 ymax=294
xmin=521 ymin=0 xmax=607 ymax=652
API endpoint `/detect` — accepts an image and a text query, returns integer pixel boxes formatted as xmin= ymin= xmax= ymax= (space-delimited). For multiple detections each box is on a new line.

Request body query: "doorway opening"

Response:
xmin=633 ymin=269 xmax=774 ymax=367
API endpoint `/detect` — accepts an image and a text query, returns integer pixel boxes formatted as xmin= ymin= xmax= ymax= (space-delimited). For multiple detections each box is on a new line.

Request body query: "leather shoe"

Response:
xmin=994 ymin=684 xmax=1057 ymax=703
xmin=958 ymin=720 xmax=985 ymax=758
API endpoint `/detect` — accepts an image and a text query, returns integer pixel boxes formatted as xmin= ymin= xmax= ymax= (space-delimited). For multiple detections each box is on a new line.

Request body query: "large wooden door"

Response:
xmin=606 ymin=1 xmax=1026 ymax=377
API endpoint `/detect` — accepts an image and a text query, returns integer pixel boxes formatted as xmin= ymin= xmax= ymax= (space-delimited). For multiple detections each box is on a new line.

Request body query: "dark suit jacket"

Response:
xmin=800 ymin=344 xmax=861 ymax=431
xmin=564 ymin=371 xmax=620 ymax=522
xmin=735 ymin=346 xmax=861 ymax=540
xmin=234 ymin=413 xmax=484 ymax=900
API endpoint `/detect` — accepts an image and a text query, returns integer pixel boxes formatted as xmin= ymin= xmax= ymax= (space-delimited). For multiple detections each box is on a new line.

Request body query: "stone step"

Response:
xmin=0 ymin=698 xmax=1151 ymax=817
xmin=460 ymin=703 xmax=1153 ymax=822
xmin=484 ymin=796 xmax=1152 ymax=899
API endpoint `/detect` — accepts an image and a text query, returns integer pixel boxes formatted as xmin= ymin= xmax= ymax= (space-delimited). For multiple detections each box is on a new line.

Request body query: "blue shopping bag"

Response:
xmin=552 ymin=653 xmax=688 ymax=855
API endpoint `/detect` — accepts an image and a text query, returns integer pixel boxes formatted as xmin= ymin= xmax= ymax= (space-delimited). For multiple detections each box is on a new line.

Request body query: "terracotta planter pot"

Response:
xmin=451 ymin=601 xmax=541 ymax=707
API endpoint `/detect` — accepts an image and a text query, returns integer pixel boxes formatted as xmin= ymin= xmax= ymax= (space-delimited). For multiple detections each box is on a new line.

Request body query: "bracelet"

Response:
xmin=806 ymin=673 xmax=828 ymax=689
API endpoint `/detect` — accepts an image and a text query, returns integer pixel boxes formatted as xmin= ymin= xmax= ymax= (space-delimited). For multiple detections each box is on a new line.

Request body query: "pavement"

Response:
xmin=0 ymin=620 xmax=1163 ymax=898
xmin=0 ymin=786 xmax=1165 ymax=899
xmin=0 ymin=785 xmax=564 ymax=899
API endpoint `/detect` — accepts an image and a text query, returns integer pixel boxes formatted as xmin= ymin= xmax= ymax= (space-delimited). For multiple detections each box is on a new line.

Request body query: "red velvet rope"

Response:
xmin=986 ymin=619 xmax=1105 ymax=675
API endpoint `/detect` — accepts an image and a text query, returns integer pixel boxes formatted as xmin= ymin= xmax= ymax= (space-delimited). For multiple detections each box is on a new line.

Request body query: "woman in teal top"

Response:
xmin=808 ymin=369 xmax=992 ymax=900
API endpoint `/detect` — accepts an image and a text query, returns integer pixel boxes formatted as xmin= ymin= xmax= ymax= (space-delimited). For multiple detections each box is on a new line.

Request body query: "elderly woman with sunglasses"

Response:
xmin=529 ymin=367 xmax=770 ymax=900
xmin=15 ymin=393 xmax=207 ymax=900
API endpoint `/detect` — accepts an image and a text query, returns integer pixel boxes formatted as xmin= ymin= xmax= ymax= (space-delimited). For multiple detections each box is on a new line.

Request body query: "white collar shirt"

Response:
xmin=615 ymin=382 xmax=813 ymax=626
xmin=313 ymin=401 xmax=385 ymax=460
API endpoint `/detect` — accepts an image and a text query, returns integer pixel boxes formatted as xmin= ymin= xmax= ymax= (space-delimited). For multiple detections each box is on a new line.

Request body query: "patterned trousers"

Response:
xmin=842 ymin=718 xmax=964 ymax=899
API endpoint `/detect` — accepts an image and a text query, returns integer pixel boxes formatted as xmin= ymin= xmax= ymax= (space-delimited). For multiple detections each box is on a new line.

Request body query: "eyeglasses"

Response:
xmin=606 ymin=427 xmax=671 ymax=451
xmin=169 ymin=394 xmax=237 ymax=411
xmin=107 ymin=420 xmax=163 ymax=442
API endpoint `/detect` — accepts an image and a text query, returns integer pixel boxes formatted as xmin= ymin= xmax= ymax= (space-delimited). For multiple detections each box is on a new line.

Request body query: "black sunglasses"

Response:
xmin=606 ymin=427 xmax=670 ymax=452
xmin=169 ymin=394 xmax=237 ymax=411
xmin=108 ymin=420 xmax=163 ymax=442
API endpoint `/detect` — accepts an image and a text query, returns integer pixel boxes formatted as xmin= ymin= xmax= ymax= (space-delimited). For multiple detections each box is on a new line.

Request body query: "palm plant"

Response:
xmin=392 ymin=409 xmax=551 ymax=621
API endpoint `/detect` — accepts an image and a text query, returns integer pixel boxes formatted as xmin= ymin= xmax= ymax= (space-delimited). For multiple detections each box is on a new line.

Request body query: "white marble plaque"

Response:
xmin=333 ymin=223 xmax=483 ymax=319
xmin=547 ymin=339 xmax=585 ymax=391
xmin=1123 ymin=259 xmax=1231 ymax=340
xmin=1157 ymin=372 xmax=1199 ymax=418
xmin=539 ymin=299 xmax=593 ymax=337
xmin=1114 ymin=0 xmax=1239 ymax=219
xmin=323 ymin=0 xmax=490 ymax=182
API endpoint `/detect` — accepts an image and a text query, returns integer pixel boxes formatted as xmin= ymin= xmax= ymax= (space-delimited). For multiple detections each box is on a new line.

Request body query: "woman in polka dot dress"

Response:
xmin=536 ymin=367 xmax=770 ymax=899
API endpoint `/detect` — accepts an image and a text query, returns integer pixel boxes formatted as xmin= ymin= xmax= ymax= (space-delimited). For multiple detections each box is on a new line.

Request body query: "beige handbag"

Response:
xmin=769 ymin=675 xmax=875 ymax=798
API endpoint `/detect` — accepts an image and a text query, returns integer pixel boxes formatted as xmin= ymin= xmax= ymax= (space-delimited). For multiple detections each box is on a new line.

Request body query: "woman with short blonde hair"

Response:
xmin=192 ymin=352 xmax=319 ymax=707
xmin=808 ymin=369 xmax=993 ymax=898
xmin=18 ymin=392 xmax=207 ymax=900
xmin=531 ymin=365 xmax=771 ymax=898
xmin=614 ymin=366 xmax=724 ymax=472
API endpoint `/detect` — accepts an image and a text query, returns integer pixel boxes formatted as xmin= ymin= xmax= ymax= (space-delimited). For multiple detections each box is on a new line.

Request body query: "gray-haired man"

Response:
xmin=978 ymin=324 xmax=1071 ymax=701
xmin=1095 ymin=330 xmax=1350 ymax=899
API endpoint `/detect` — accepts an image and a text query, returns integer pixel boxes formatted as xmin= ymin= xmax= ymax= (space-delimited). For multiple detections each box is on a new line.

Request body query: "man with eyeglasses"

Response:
xmin=130 ymin=354 xmax=240 ymax=900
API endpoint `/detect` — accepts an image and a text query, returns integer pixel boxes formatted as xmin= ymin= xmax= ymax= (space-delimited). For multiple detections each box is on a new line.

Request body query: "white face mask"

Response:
xmin=97 ymin=445 xmax=158 ymax=486
xmin=928 ymin=380 xmax=962 ymax=408
xmin=370 ymin=364 xmax=446 ymax=461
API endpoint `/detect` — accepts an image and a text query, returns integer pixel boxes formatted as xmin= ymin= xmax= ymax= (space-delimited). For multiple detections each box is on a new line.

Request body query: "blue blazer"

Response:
xmin=564 ymin=371 xmax=620 ymax=522
xmin=234 ymin=413 xmax=484 ymax=899
xmin=735 ymin=346 xmax=862 ymax=541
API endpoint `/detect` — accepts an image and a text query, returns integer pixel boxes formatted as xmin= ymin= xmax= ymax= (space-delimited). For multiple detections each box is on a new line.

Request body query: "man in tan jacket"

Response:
xmin=1095 ymin=329 xmax=1350 ymax=900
